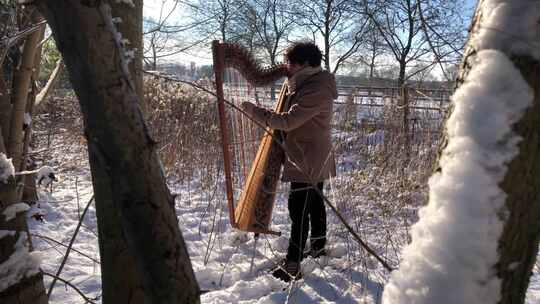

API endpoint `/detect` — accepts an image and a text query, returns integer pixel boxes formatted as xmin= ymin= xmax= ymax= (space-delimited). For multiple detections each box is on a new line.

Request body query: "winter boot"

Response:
xmin=304 ymin=247 xmax=326 ymax=259
xmin=271 ymin=259 xmax=302 ymax=282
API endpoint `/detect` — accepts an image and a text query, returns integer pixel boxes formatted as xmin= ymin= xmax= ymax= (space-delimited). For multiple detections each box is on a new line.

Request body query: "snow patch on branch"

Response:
xmin=382 ymin=50 xmax=533 ymax=304
xmin=0 ymin=230 xmax=16 ymax=240
xmin=0 ymin=232 xmax=42 ymax=292
xmin=3 ymin=203 xmax=31 ymax=222
xmin=23 ymin=112 xmax=32 ymax=128
xmin=115 ymin=0 xmax=135 ymax=7
xmin=37 ymin=165 xmax=56 ymax=187
xmin=0 ymin=153 xmax=14 ymax=183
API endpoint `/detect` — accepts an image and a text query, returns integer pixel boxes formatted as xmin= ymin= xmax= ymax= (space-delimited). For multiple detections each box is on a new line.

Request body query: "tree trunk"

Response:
xmin=111 ymin=0 xmax=144 ymax=114
xmin=451 ymin=4 xmax=540 ymax=302
xmin=496 ymin=55 xmax=540 ymax=303
xmin=0 ymin=179 xmax=48 ymax=304
xmin=459 ymin=0 xmax=535 ymax=301
xmin=0 ymin=129 xmax=5 ymax=154
xmin=36 ymin=1 xmax=201 ymax=303
xmin=397 ymin=59 xmax=406 ymax=88
xmin=383 ymin=1 xmax=540 ymax=303
xmin=91 ymin=2 xmax=147 ymax=303
xmin=0 ymin=9 xmax=48 ymax=304
xmin=465 ymin=11 xmax=540 ymax=304
xmin=8 ymin=11 xmax=45 ymax=170
xmin=324 ymin=35 xmax=331 ymax=72
xmin=34 ymin=59 xmax=63 ymax=109
xmin=0 ymin=75 xmax=10 ymax=151
xmin=400 ymin=86 xmax=410 ymax=164
xmin=20 ymin=27 xmax=45 ymax=204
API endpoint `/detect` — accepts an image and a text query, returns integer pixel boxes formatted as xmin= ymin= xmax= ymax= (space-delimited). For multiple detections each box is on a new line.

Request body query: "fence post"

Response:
xmin=401 ymin=86 xmax=410 ymax=163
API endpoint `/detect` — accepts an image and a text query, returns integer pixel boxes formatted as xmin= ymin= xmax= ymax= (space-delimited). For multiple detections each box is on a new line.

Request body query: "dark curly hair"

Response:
xmin=285 ymin=42 xmax=323 ymax=67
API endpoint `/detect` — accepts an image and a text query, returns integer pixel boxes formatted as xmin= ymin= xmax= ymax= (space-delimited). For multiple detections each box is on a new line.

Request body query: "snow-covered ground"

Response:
xmin=22 ymin=102 xmax=540 ymax=303
xmin=30 ymin=174 xmax=387 ymax=302
xmin=28 ymin=147 xmax=390 ymax=303
xmin=25 ymin=147 xmax=540 ymax=303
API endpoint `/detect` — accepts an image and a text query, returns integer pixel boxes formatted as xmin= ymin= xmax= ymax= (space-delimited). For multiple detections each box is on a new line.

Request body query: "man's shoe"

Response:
xmin=271 ymin=260 xmax=302 ymax=282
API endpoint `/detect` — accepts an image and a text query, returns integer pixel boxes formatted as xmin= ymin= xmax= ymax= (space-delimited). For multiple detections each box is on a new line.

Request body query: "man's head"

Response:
xmin=284 ymin=42 xmax=322 ymax=76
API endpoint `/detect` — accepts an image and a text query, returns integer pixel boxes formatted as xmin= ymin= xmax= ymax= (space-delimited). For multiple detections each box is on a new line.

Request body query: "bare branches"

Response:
xmin=0 ymin=20 xmax=47 ymax=67
xmin=143 ymin=70 xmax=395 ymax=271
xmin=35 ymin=59 xmax=63 ymax=108
xmin=47 ymin=195 xmax=95 ymax=298
xmin=239 ymin=0 xmax=294 ymax=65
xmin=42 ymin=271 xmax=99 ymax=304
xmin=31 ymin=233 xmax=100 ymax=265
xmin=357 ymin=0 xmax=467 ymax=86
xmin=289 ymin=0 xmax=369 ymax=73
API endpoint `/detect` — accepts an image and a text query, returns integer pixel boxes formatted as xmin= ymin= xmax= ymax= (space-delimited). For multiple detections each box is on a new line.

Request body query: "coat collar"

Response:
xmin=286 ymin=66 xmax=322 ymax=94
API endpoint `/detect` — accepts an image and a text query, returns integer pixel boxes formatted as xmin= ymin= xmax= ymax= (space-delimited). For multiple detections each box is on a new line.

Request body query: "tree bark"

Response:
xmin=20 ymin=27 xmax=46 ymax=203
xmin=34 ymin=59 xmax=63 ymax=109
xmin=496 ymin=55 xmax=540 ymax=302
xmin=0 ymin=179 xmax=48 ymax=304
xmin=111 ymin=0 xmax=144 ymax=114
xmin=90 ymin=2 xmax=148 ymax=302
xmin=36 ymin=1 xmax=200 ymax=303
xmin=445 ymin=1 xmax=540 ymax=303
xmin=0 ymin=9 xmax=48 ymax=304
xmin=8 ymin=11 xmax=45 ymax=170
xmin=0 ymin=75 xmax=10 ymax=151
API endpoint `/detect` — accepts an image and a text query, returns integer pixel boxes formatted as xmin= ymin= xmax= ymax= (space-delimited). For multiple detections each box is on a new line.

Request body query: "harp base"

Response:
xmin=237 ymin=227 xmax=281 ymax=236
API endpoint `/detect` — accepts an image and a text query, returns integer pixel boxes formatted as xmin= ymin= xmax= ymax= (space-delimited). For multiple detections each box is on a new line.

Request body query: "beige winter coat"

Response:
xmin=248 ymin=69 xmax=338 ymax=183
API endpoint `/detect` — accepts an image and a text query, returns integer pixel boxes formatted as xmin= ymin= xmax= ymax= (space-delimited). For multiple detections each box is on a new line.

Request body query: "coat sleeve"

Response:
xmin=250 ymin=89 xmax=332 ymax=132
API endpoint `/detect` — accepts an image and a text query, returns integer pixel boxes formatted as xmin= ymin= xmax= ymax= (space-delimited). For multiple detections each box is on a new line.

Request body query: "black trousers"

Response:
xmin=286 ymin=182 xmax=326 ymax=262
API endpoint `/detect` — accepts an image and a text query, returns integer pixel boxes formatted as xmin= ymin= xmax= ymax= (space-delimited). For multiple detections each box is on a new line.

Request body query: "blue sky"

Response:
xmin=143 ymin=0 xmax=479 ymax=69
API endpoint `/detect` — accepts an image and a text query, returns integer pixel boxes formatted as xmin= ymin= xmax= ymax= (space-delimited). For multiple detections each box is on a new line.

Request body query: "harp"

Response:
xmin=212 ymin=40 xmax=288 ymax=236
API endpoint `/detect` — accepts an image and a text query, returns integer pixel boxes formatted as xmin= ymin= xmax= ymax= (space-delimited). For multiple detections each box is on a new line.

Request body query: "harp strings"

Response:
xmin=223 ymin=68 xmax=264 ymax=202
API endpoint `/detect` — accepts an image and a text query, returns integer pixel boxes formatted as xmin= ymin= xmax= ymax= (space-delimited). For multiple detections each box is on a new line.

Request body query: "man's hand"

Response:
xmin=240 ymin=102 xmax=271 ymax=127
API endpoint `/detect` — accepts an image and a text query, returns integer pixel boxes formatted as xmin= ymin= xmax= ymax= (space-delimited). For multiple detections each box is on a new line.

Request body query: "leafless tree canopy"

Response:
xmin=147 ymin=0 xmax=468 ymax=82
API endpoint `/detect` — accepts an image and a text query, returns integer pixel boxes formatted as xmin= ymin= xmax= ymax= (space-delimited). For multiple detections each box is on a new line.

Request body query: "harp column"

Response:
xmin=212 ymin=40 xmax=237 ymax=228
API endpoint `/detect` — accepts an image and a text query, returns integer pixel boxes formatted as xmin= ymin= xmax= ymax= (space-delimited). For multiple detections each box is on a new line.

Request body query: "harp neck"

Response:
xmin=212 ymin=40 xmax=287 ymax=86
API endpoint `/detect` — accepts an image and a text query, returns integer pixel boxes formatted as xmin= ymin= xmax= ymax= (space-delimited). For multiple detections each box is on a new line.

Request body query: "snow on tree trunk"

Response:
xmin=36 ymin=1 xmax=200 ymax=303
xmin=382 ymin=1 xmax=540 ymax=303
xmin=0 ymin=175 xmax=47 ymax=303
xmin=0 ymin=8 xmax=48 ymax=304
xmin=111 ymin=0 xmax=144 ymax=114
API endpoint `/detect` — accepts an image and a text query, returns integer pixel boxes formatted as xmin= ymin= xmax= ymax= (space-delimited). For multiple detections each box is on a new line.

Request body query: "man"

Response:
xmin=241 ymin=41 xmax=337 ymax=282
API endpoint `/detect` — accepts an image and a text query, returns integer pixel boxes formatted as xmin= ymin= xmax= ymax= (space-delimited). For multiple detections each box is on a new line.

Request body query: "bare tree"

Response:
xmin=186 ymin=0 xmax=247 ymax=42
xmin=359 ymin=0 xmax=467 ymax=87
xmin=142 ymin=0 xmax=201 ymax=70
xmin=234 ymin=0 xmax=293 ymax=100
xmin=240 ymin=0 xmax=293 ymax=65
xmin=141 ymin=0 xmax=248 ymax=69
xmin=0 ymin=5 xmax=48 ymax=303
xmin=290 ymin=0 xmax=369 ymax=73
xmin=348 ymin=23 xmax=386 ymax=82
xmin=144 ymin=17 xmax=172 ymax=70
xmin=35 ymin=0 xmax=200 ymax=303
